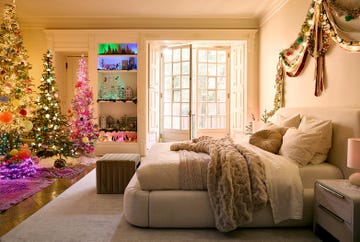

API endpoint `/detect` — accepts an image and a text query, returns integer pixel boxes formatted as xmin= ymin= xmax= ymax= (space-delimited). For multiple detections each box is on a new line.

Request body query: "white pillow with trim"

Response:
xmin=298 ymin=116 xmax=332 ymax=164
xmin=279 ymin=128 xmax=322 ymax=166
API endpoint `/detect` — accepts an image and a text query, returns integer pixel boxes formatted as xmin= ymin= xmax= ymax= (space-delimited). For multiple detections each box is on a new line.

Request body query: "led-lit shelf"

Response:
xmin=98 ymin=54 xmax=137 ymax=58
xmin=97 ymin=69 xmax=137 ymax=73
xmin=97 ymin=98 xmax=137 ymax=104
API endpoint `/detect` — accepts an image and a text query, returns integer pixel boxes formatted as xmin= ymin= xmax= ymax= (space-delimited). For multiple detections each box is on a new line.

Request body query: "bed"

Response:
xmin=124 ymin=107 xmax=360 ymax=231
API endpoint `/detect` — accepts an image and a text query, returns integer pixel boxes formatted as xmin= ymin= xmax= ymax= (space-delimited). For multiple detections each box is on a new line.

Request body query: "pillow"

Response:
xmin=249 ymin=129 xmax=283 ymax=154
xmin=258 ymin=122 xmax=288 ymax=136
xmin=271 ymin=113 xmax=301 ymax=129
xmin=298 ymin=116 xmax=332 ymax=164
xmin=279 ymin=128 xmax=322 ymax=166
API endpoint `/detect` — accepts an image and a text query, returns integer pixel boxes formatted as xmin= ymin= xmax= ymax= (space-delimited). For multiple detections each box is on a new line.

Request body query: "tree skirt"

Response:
xmin=0 ymin=178 xmax=54 ymax=212
xmin=36 ymin=164 xmax=87 ymax=179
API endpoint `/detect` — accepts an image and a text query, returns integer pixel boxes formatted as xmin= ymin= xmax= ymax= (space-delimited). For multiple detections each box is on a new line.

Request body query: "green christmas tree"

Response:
xmin=0 ymin=3 xmax=35 ymax=155
xmin=29 ymin=50 xmax=74 ymax=163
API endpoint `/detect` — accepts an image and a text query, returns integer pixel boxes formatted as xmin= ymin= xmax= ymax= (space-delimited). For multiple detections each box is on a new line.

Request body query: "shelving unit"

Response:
xmin=95 ymin=43 xmax=139 ymax=155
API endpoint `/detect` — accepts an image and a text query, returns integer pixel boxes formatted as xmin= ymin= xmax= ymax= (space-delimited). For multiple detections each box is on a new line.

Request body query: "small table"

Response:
xmin=96 ymin=153 xmax=140 ymax=194
xmin=314 ymin=179 xmax=360 ymax=242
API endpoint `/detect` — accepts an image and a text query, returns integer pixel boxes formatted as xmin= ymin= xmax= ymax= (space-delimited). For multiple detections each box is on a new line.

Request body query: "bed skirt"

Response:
xmin=124 ymin=173 xmax=314 ymax=228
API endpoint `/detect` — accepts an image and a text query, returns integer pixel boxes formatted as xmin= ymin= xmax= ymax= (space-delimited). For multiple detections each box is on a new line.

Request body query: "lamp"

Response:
xmin=347 ymin=138 xmax=360 ymax=186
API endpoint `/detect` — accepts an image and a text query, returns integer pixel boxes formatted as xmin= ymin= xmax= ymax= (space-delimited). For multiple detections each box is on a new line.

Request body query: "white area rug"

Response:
xmin=1 ymin=169 xmax=321 ymax=242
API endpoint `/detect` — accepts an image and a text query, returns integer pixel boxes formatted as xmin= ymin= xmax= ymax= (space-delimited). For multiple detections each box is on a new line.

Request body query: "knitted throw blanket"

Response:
xmin=170 ymin=136 xmax=268 ymax=232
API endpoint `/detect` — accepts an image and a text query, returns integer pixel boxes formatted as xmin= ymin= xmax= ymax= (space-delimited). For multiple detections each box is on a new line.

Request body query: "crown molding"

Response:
xmin=259 ymin=0 xmax=289 ymax=27
xmin=19 ymin=17 xmax=260 ymax=30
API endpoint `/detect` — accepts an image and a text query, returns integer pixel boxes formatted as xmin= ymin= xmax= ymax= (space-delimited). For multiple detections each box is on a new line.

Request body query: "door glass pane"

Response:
xmin=164 ymin=49 xmax=172 ymax=62
xmin=163 ymin=90 xmax=172 ymax=102
xmin=198 ymin=116 xmax=206 ymax=128
xmin=173 ymin=90 xmax=180 ymax=102
xmin=208 ymin=77 xmax=216 ymax=89
xmin=208 ymin=64 xmax=216 ymax=76
xmin=207 ymin=103 xmax=216 ymax=115
xmin=164 ymin=63 xmax=172 ymax=75
xmin=207 ymin=91 xmax=215 ymax=101
xmin=173 ymin=63 xmax=180 ymax=75
xmin=182 ymin=61 xmax=190 ymax=75
xmin=217 ymin=64 xmax=226 ymax=76
xmin=217 ymin=51 xmax=226 ymax=63
xmin=217 ymin=102 xmax=226 ymax=114
xmin=164 ymin=102 xmax=171 ymax=114
xmin=181 ymin=117 xmax=189 ymax=129
xmin=173 ymin=49 xmax=180 ymax=62
xmin=198 ymin=49 xmax=207 ymax=62
xmin=173 ymin=76 xmax=180 ymax=88
xmin=199 ymin=102 xmax=206 ymax=115
xmin=207 ymin=116 xmax=216 ymax=128
xmin=164 ymin=116 xmax=171 ymax=129
xmin=208 ymin=50 xmax=216 ymax=62
xmin=164 ymin=76 xmax=172 ymax=89
xmin=198 ymin=63 xmax=207 ymax=75
xmin=198 ymin=90 xmax=206 ymax=102
xmin=173 ymin=116 xmax=180 ymax=129
xmin=217 ymin=77 xmax=226 ymax=89
xmin=217 ymin=90 xmax=226 ymax=102
xmin=198 ymin=76 xmax=206 ymax=89
xmin=182 ymin=76 xmax=189 ymax=88
xmin=182 ymin=48 xmax=190 ymax=61
xmin=172 ymin=102 xmax=180 ymax=115
xmin=181 ymin=103 xmax=189 ymax=115
xmin=218 ymin=116 xmax=226 ymax=128
xmin=182 ymin=89 xmax=189 ymax=102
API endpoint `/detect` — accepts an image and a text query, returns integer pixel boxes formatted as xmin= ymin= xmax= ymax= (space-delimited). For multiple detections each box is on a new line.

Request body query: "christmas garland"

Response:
xmin=327 ymin=0 xmax=360 ymax=22
xmin=268 ymin=0 xmax=360 ymax=117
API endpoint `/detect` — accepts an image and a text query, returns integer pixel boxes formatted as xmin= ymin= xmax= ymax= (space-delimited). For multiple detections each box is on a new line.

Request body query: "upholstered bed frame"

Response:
xmin=124 ymin=107 xmax=360 ymax=229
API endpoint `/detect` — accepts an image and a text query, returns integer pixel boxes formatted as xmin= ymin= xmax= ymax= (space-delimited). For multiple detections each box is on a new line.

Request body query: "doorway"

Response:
xmin=148 ymin=40 xmax=246 ymax=143
xmin=54 ymin=52 xmax=88 ymax=115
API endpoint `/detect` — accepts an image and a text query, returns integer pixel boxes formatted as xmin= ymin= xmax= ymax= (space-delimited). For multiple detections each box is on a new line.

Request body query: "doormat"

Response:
xmin=0 ymin=178 xmax=54 ymax=213
xmin=36 ymin=164 xmax=87 ymax=179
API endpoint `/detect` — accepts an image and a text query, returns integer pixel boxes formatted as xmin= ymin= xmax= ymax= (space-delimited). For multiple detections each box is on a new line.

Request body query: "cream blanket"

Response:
xmin=171 ymin=136 xmax=268 ymax=232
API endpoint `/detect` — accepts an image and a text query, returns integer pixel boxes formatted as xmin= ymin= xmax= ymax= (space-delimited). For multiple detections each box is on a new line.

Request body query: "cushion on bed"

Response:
xmin=279 ymin=128 xmax=322 ymax=166
xmin=257 ymin=122 xmax=288 ymax=136
xmin=249 ymin=129 xmax=283 ymax=154
xmin=298 ymin=116 xmax=332 ymax=164
xmin=271 ymin=113 xmax=301 ymax=128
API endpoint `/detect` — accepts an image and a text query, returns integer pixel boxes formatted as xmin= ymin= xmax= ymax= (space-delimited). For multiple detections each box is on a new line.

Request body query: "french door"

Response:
xmin=194 ymin=47 xmax=229 ymax=138
xmin=160 ymin=45 xmax=192 ymax=142
xmin=148 ymin=41 xmax=245 ymax=145
xmin=159 ymin=45 xmax=230 ymax=142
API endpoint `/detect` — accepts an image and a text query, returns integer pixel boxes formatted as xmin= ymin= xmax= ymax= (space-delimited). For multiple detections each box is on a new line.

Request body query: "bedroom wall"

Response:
xmin=22 ymin=29 xmax=47 ymax=88
xmin=259 ymin=0 xmax=360 ymax=118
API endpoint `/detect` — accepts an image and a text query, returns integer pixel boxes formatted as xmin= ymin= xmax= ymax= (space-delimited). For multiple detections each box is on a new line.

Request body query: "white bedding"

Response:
xmin=136 ymin=140 xmax=304 ymax=224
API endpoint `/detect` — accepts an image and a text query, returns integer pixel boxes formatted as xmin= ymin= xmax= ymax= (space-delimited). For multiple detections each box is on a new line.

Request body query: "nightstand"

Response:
xmin=314 ymin=179 xmax=360 ymax=242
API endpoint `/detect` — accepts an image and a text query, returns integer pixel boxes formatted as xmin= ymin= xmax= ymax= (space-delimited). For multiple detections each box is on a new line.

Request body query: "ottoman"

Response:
xmin=96 ymin=153 xmax=140 ymax=194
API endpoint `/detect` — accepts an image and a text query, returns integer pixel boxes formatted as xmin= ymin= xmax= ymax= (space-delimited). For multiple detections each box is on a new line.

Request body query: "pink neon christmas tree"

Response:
xmin=69 ymin=56 xmax=98 ymax=155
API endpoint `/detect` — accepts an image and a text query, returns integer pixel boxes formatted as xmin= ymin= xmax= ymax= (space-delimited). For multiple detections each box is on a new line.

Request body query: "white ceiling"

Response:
xmin=0 ymin=0 xmax=287 ymax=28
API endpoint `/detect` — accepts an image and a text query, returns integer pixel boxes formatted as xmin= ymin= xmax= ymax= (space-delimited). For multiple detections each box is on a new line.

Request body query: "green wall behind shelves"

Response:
xmin=98 ymin=43 xmax=138 ymax=55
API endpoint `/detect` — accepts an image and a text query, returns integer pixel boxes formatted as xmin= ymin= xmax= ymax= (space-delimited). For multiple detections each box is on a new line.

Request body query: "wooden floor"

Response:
xmin=0 ymin=163 xmax=96 ymax=237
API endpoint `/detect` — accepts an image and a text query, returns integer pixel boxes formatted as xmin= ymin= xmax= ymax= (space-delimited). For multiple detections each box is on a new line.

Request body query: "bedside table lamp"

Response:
xmin=347 ymin=138 xmax=360 ymax=186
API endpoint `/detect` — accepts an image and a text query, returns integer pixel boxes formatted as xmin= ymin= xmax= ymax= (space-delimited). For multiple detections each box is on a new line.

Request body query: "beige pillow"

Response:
xmin=298 ymin=116 xmax=332 ymax=164
xmin=279 ymin=128 xmax=322 ymax=166
xmin=272 ymin=113 xmax=301 ymax=129
xmin=258 ymin=122 xmax=288 ymax=136
xmin=249 ymin=129 xmax=283 ymax=154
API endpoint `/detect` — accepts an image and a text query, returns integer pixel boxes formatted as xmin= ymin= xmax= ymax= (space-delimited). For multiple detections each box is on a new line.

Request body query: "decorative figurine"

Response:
xmin=125 ymin=86 xmax=133 ymax=100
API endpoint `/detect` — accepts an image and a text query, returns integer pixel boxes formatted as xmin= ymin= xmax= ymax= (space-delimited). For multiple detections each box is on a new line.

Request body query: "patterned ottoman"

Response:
xmin=96 ymin=153 xmax=140 ymax=194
